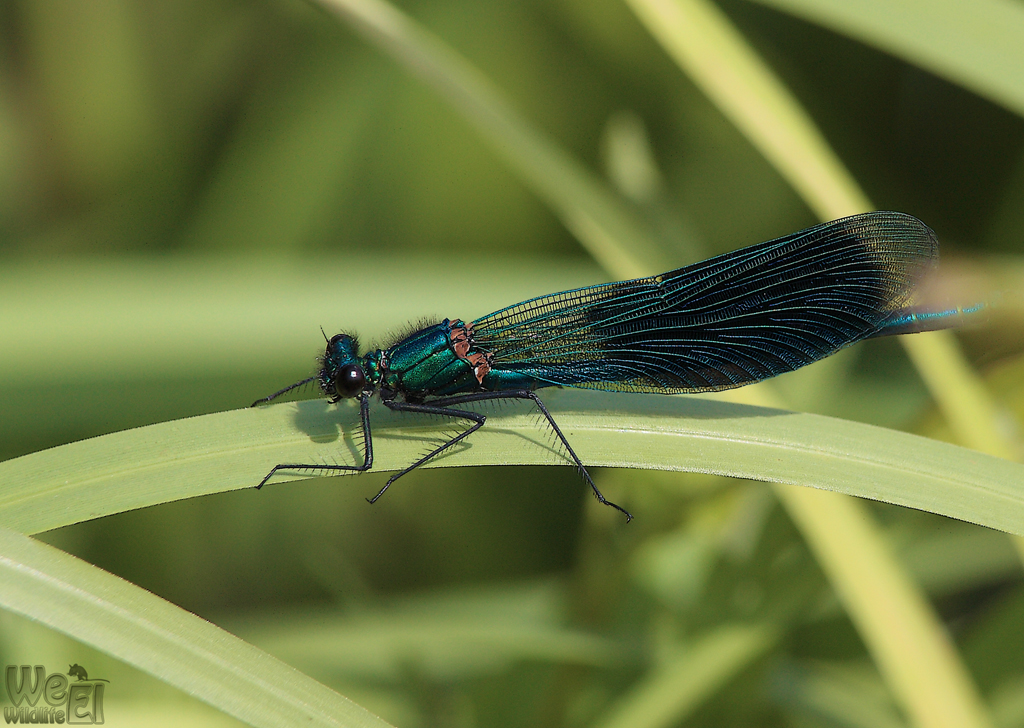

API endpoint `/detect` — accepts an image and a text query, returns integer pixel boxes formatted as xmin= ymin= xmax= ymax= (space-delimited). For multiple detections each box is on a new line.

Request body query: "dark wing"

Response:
xmin=471 ymin=211 xmax=938 ymax=393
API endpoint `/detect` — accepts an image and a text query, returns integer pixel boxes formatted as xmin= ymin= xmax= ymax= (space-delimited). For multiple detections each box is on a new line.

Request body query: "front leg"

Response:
xmin=255 ymin=393 xmax=374 ymax=488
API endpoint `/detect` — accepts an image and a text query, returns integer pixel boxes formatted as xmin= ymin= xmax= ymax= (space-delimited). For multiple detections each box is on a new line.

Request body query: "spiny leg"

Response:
xmin=255 ymin=393 xmax=374 ymax=488
xmin=394 ymin=390 xmax=632 ymax=522
xmin=368 ymin=399 xmax=486 ymax=503
xmin=250 ymin=376 xmax=317 ymax=408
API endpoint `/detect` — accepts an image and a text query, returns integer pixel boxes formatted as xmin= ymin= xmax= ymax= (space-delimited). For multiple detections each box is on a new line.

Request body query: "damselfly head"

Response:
xmin=319 ymin=333 xmax=366 ymax=401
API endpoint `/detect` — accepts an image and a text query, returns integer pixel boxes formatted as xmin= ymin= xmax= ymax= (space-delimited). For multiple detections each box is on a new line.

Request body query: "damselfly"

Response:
xmin=253 ymin=212 xmax=965 ymax=521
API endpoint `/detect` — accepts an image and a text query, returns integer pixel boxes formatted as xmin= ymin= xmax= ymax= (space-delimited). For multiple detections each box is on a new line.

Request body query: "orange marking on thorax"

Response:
xmin=449 ymin=321 xmax=492 ymax=384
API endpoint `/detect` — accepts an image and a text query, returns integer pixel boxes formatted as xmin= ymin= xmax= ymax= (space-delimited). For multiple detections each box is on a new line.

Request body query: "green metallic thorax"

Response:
xmin=370 ymin=319 xmax=487 ymax=400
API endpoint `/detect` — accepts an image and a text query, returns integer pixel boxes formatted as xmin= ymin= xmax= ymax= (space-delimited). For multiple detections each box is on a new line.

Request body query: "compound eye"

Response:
xmin=335 ymin=364 xmax=366 ymax=398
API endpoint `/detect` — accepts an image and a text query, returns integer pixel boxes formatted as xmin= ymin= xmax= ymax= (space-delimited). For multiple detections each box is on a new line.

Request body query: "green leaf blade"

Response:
xmin=748 ymin=0 xmax=1024 ymax=119
xmin=3 ymin=389 xmax=1022 ymax=536
xmin=0 ymin=527 xmax=394 ymax=728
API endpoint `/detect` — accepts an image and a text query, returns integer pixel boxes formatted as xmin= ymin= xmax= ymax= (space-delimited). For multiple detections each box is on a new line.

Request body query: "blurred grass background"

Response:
xmin=2 ymin=0 xmax=1024 ymax=726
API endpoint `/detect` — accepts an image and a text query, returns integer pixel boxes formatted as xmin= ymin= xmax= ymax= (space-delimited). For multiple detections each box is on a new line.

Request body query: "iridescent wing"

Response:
xmin=471 ymin=211 xmax=938 ymax=393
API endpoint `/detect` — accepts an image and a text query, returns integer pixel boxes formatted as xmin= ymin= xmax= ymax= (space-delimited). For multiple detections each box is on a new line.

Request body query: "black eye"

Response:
xmin=335 ymin=364 xmax=366 ymax=398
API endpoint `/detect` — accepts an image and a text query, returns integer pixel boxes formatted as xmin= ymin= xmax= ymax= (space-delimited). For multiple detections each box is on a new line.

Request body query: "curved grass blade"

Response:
xmin=747 ymin=0 xmax=1024 ymax=119
xmin=234 ymin=580 xmax=623 ymax=681
xmin=0 ymin=526 xmax=394 ymax=728
xmin=622 ymin=0 xmax=870 ymax=222
xmin=312 ymin=0 xmax=668 ymax=276
xmin=777 ymin=486 xmax=994 ymax=728
xmin=592 ymin=623 xmax=778 ymax=728
xmin=1 ymin=389 xmax=1023 ymax=537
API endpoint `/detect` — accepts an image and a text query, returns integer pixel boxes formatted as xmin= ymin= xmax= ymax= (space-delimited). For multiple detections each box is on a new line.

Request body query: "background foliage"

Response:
xmin=2 ymin=0 xmax=1024 ymax=726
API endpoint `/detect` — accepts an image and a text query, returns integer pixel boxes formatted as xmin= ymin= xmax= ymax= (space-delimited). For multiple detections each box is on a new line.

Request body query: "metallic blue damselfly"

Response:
xmin=254 ymin=212 xmax=967 ymax=521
